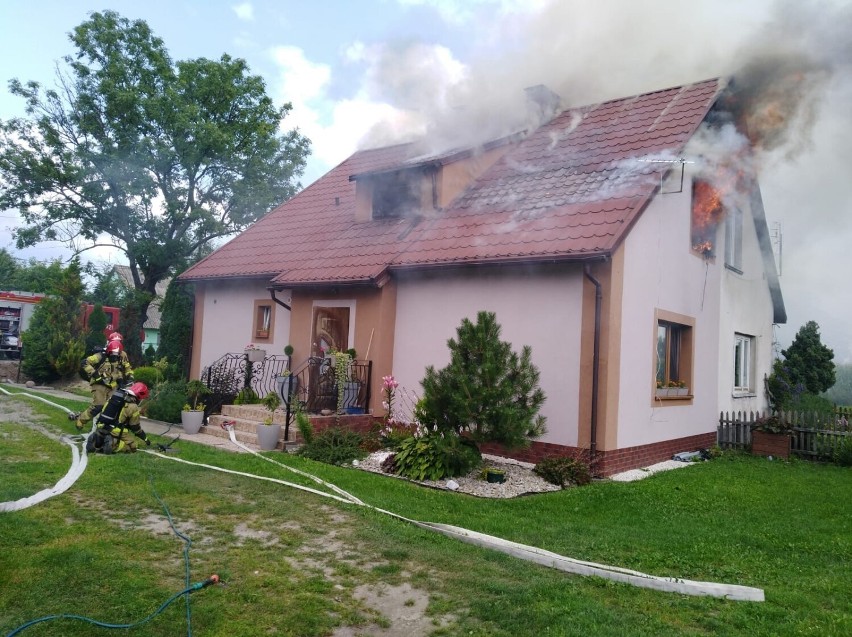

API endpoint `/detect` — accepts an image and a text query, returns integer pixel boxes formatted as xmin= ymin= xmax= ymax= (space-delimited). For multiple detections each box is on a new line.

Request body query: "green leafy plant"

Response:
xmin=260 ymin=391 xmax=281 ymax=425
xmin=295 ymin=408 xmax=313 ymax=445
xmin=332 ymin=350 xmax=351 ymax=413
xmin=184 ymin=379 xmax=211 ymax=411
xmin=234 ymin=387 xmax=260 ymax=405
xmin=296 ymin=427 xmax=366 ymax=465
xmin=393 ymin=432 xmax=481 ymax=481
xmin=133 ymin=366 xmax=162 ymax=389
xmin=751 ymin=413 xmax=794 ymax=434
xmin=284 ymin=344 xmax=294 ymax=357
xmin=144 ymin=380 xmax=186 ymax=424
xmin=833 ymin=435 xmax=852 ymax=467
xmin=534 ymin=455 xmax=592 ymax=487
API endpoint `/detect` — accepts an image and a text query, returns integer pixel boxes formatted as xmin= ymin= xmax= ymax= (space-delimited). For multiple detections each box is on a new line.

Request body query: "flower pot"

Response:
xmin=181 ymin=410 xmax=205 ymax=434
xmin=256 ymin=423 xmax=281 ymax=450
xmin=277 ymin=374 xmax=299 ymax=402
xmin=485 ymin=469 xmax=506 ymax=484
xmin=751 ymin=430 xmax=791 ymax=459
xmin=245 ymin=349 xmax=266 ymax=363
xmin=675 ymin=388 xmax=689 ymax=396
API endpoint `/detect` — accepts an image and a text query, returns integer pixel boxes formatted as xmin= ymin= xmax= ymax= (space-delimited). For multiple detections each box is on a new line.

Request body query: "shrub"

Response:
xmin=144 ymin=380 xmax=186 ymax=424
xmin=133 ymin=366 xmax=163 ymax=389
xmin=833 ymin=436 xmax=852 ymax=467
xmin=297 ymin=427 xmax=366 ymax=465
xmin=393 ymin=432 xmax=481 ymax=481
xmin=417 ymin=311 xmax=546 ymax=449
xmin=534 ymin=455 xmax=592 ymax=487
xmin=234 ymin=387 xmax=260 ymax=404
xmin=379 ymin=420 xmax=420 ymax=450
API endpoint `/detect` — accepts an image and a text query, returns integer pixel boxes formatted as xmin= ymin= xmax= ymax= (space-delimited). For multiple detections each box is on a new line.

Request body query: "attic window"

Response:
xmin=691 ymin=179 xmax=724 ymax=258
xmin=372 ymin=170 xmax=420 ymax=220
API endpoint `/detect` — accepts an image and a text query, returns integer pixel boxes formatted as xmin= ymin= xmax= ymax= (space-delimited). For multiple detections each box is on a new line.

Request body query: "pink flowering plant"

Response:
xmin=245 ymin=343 xmax=261 ymax=351
xmin=378 ymin=375 xmax=420 ymax=449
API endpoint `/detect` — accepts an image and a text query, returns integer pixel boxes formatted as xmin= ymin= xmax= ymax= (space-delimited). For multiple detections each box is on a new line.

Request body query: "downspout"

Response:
xmin=583 ymin=265 xmax=602 ymax=458
xmin=268 ymin=288 xmax=291 ymax=312
xmin=268 ymin=287 xmax=293 ymax=438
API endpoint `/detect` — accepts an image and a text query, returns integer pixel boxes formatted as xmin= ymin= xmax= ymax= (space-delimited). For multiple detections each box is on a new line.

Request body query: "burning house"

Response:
xmin=179 ymin=77 xmax=784 ymax=475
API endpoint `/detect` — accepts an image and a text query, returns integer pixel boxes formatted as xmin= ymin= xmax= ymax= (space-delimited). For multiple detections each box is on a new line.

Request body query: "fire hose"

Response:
xmin=145 ymin=423 xmax=765 ymax=602
xmin=1 ymin=387 xmax=220 ymax=636
xmin=0 ymin=386 xmax=764 ymax=602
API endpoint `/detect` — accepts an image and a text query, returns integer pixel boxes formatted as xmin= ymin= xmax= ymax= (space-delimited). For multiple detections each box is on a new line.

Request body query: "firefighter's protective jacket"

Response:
xmin=83 ymin=351 xmax=133 ymax=389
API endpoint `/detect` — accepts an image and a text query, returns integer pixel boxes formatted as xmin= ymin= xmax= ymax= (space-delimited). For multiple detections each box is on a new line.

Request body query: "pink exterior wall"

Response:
xmin=194 ymin=279 xmax=292 ymax=376
xmin=618 ymin=174 xmax=723 ymax=449
xmin=392 ymin=265 xmax=585 ymax=447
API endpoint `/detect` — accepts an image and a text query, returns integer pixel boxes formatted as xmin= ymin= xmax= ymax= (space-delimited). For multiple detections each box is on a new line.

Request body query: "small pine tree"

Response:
xmin=158 ymin=280 xmax=194 ymax=380
xmin=21 ymin=259 xmax=86 ymax=382
xmin=418 ymin=311 xmax=546 ymax=449
xmin=768 ymin=320 xmax=836 ymax=409
xmin=85 ymin=304 xmax=108 ymax=353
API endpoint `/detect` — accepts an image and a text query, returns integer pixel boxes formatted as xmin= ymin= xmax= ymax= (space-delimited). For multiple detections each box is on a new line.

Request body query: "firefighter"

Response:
xmin=86 ymin=382 xmax=152 ymax=454
xmin=75 ymin=339 xmax=134 ymax=431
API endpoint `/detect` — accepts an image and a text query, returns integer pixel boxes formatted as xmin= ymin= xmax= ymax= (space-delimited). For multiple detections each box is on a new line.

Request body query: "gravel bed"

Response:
xmin=353 ymin=451 xmax=562 ymax=498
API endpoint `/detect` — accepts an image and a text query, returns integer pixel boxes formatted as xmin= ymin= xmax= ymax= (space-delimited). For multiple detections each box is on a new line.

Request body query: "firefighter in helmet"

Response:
xmin=75 ymin=338 xmax=134 ymax=431
xmin=86 ymin=382 xmax=152 ymax=454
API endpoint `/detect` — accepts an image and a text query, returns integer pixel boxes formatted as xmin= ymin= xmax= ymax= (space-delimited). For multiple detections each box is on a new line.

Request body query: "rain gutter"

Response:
xmin=583 ymin=264 xmax=603 ymax=458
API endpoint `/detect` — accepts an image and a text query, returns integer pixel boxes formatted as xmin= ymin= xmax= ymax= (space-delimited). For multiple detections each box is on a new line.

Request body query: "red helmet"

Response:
xmin=127 ymin=382 xmax=149 ymax=401
xmin=108 ymin=332 xmax=123 ymax=342
xmin=106 ymin=340 xmax=123 ymax=355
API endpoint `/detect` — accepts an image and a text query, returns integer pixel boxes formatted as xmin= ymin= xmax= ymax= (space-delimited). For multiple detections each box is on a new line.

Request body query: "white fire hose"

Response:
xmin=0 ymin=386 xmax=91 ymax=512
xmin=0 ymin=386 xmax=764 ymax=602
xmin=146 ymin=423 xmax=765 ymax=602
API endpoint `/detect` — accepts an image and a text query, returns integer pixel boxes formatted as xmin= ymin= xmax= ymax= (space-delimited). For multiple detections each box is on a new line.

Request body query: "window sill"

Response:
xmin=732 ymin=391 xmax=757 ymax=398
xmin=653 ymin=394 xmax=693 ymax=405
xmin=724 ymin=264 xmax=743 ymax=275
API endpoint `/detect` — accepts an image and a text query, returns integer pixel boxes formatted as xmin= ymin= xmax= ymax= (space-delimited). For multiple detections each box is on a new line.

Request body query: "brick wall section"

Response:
xmin=277 ymin=410 xmax=716 ymax=478
xmin=479 ymin=432 xmax=716 ymax=477
xmin=309 ymin=414 xmax=379 ymax=436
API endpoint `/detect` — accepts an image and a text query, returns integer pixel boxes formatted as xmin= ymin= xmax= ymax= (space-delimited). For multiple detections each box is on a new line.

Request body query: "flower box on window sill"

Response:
xmin=255 ymin=330 xmax=269 ymax=339
xmin=655 ymin=388 xmax=691 ymax=399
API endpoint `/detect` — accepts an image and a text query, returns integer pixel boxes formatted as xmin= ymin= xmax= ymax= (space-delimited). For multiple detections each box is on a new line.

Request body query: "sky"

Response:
xmin=0 ymin=0 xmax=850 ymax=363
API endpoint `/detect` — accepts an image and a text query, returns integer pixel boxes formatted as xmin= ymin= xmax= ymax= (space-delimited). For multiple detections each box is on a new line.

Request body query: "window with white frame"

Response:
xmin=725 ymin=207 xmax=743 ymax=271
xmin=733 ymin=333 xmax=754 ymax=393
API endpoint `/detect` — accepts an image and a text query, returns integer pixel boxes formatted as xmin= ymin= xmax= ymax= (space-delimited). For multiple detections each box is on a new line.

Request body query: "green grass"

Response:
xmin=1 ymin=388 xmax=851 ymax=636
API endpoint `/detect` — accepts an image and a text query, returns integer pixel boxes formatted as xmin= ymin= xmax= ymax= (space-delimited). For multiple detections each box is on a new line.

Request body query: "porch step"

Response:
xmin=207 ymin=410 xmax=302 ymax=451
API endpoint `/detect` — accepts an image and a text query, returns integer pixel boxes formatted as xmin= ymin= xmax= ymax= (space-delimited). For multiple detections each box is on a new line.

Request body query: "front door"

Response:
xmin=311 ymin=306 xmax=350 ymax=357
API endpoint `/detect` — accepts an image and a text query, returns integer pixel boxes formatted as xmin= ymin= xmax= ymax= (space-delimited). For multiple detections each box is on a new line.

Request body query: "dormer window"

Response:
xmin=373 ymin=170 xmax=421 ymax=219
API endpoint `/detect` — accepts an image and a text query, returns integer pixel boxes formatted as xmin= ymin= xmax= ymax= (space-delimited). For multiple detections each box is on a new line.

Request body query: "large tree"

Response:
xmin=0 ymin=10 xmax=310 ymax=338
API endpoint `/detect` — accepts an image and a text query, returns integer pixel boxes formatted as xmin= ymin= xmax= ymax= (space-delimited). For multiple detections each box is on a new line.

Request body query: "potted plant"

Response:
xmin=751 ymin=413 xmax=794 ymax=458
xmin=256 ymin=391 xmax=282 ymax=450
xmin=244 ymin=343 xmax=266 ymax=363
xmin=276 ymin=345 xmax=298 ymax=402
xmin=181 ymin=379 xmax=211 ymax=434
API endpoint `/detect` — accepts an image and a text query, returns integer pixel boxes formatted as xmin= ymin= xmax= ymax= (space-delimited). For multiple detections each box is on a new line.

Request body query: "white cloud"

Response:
xmin=395 ymin=0 xmax=547 ymax=24
xmin=232 ymin=2 xmax=254 ymax=21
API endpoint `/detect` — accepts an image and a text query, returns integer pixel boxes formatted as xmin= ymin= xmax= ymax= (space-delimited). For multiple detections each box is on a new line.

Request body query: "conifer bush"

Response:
xmin=417 ymin=311 xmax=546 ymax=449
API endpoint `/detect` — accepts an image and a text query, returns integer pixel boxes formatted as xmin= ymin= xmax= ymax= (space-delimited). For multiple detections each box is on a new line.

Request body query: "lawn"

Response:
xmin=1 ymin=388 xmax=851 ymax=636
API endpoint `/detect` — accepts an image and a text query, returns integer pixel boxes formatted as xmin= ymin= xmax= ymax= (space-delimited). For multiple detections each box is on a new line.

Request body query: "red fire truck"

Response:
xmin=0 ymin=291 xmax=121 ymax=358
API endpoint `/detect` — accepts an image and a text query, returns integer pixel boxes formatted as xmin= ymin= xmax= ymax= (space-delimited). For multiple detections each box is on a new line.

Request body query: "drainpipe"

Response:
xmin=583 ymin=265 xmax=602 ymax=458
xmin=268 ymin=288 xmax=293 ymax=439
xmin=268 ymin=288 xmax=291 ymax=312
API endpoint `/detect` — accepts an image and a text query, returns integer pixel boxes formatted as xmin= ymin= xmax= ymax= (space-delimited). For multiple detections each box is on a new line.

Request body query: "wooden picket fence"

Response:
xmin=718 ymin=406 xmax=852 ymax=459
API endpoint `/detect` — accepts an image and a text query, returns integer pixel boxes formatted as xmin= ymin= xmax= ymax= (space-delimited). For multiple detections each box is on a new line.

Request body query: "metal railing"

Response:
xmin=200 ymin=352 xmax=372 ymax=427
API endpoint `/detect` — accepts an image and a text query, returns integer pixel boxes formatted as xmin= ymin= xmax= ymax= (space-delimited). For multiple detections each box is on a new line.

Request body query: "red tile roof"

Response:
xmin=180 ymin=79 xmax=722 ymax=285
